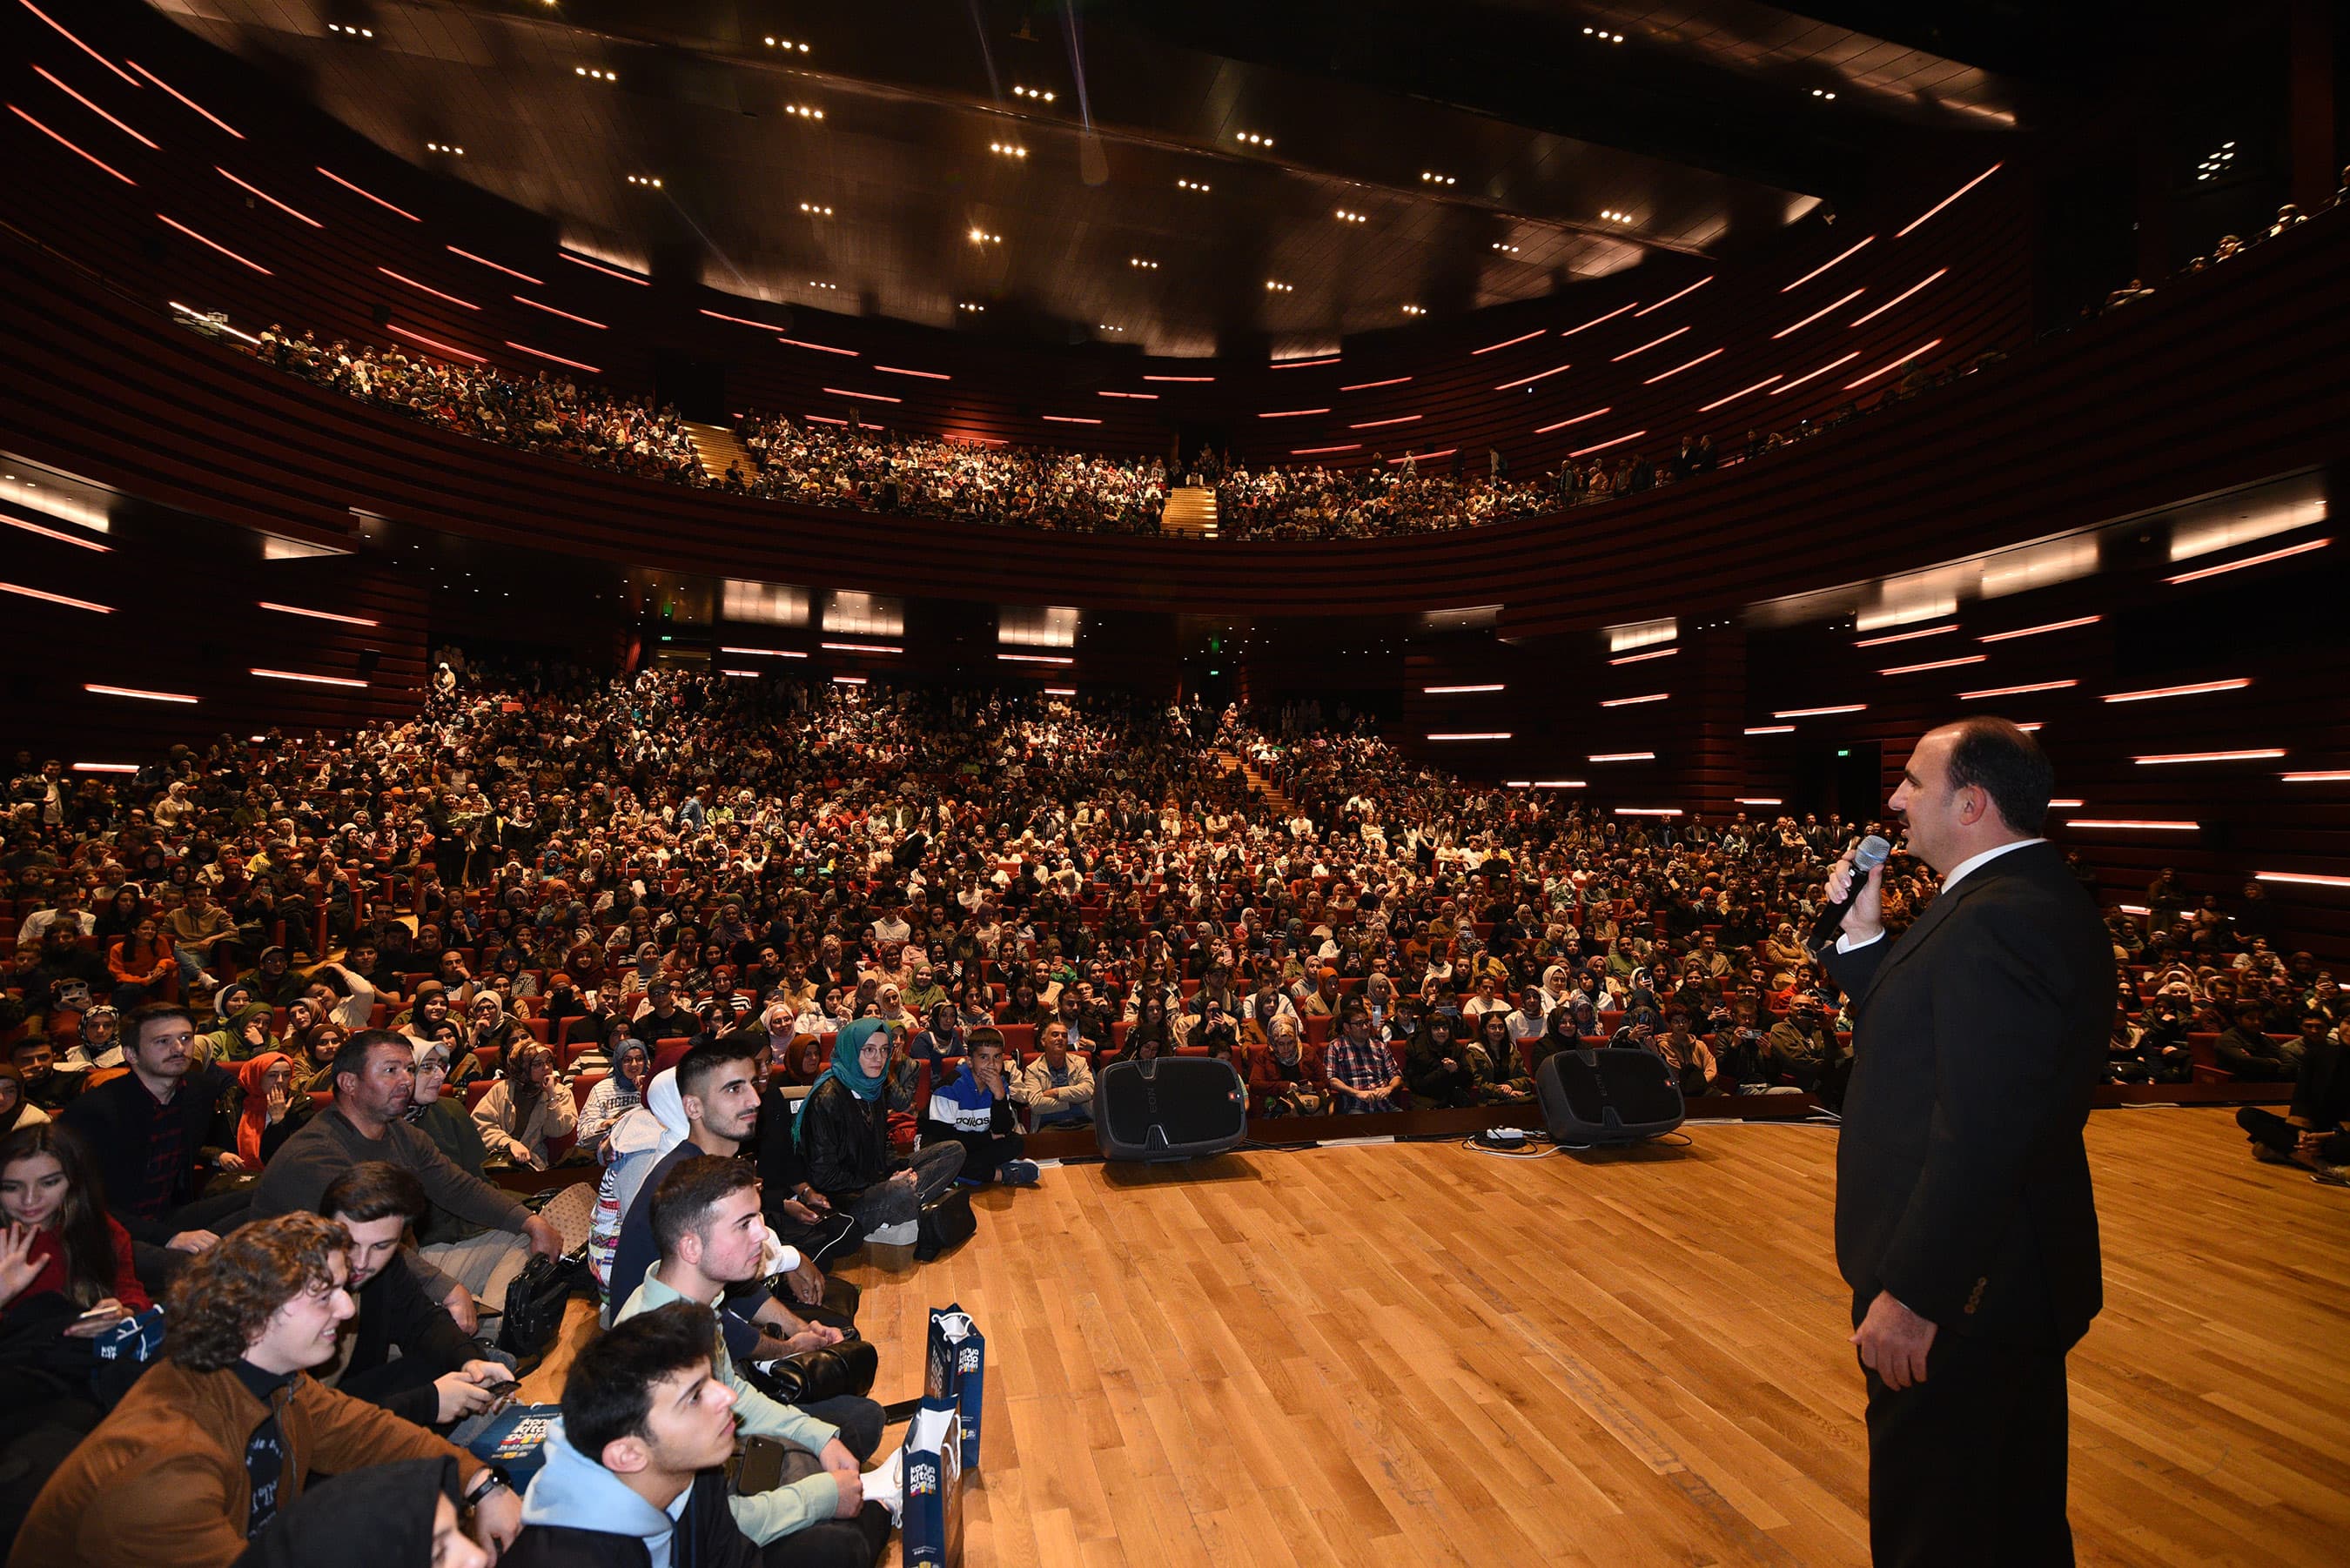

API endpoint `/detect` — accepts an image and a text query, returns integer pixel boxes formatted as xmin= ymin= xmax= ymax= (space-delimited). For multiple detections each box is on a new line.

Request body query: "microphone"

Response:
xmin=1809 ymin=834 xmax=1891 ymax=958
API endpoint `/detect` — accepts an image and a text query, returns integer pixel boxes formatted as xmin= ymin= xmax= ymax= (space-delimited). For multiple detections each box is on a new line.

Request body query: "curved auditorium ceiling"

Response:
xmin=150 ymin=0 xmax=2031 ymax=358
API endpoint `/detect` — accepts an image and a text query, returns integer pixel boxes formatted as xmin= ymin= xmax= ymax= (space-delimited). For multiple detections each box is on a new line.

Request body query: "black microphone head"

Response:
xmin=1854 ymin=834 xmax=1892 ymax=872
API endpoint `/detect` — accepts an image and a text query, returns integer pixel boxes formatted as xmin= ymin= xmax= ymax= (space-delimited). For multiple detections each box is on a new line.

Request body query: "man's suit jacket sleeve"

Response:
xmin=1821 ymin=934 xmax=1888 ymax=1002
xmin=1876 ymin=907 xmax=2080 ymax=1325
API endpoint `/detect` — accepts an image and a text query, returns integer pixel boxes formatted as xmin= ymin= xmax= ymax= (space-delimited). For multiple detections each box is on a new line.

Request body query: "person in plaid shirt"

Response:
xmin=1325 ymin=1002 xmax=1403 ymax=1113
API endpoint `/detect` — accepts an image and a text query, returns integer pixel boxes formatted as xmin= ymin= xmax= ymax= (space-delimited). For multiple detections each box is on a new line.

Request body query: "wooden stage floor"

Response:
xmin=539 ymin=1108 xmax=2350 ymax=1566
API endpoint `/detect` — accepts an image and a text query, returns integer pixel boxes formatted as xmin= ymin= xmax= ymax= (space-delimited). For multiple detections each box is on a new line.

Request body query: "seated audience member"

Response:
xmin=1405 ymin=1013 xmax=1478 ymax=1108
xmin=576 ymin=1039 xmax=654 ymax=1162
xmin=232 ymin=1456 xmax=490 ymax=1568
xmin=504 ymin=1303 xmax=854 ymax=1568
xmin=10 ymin=1035 xmax=82 ymax=1114
xmin=1014 ymin=1022 xmax=1095 ymax=1130
xmin=246 ymin=1029 xmax=563 ymax=1331
xmin=616 ymin=1158 xmax=892 ymax=1563
xmin=923 ymin=1028 xmax=1038 ymax=1185
xmin=0 ymin=1065 xmax=50 ymax=1133
xmin=1763 ymin=995 xmax=1846 ymax=1096
xmin=1649 ymin=1010 xmax=1720 ymax=1099
xmin=316 ymin=1163 xmax=512 ymax=1429
xmin=106 ymin=915 xmax=178 ymax=1009
xmin=801 ymin=1021 xmax=966 ymax=1240
xmin=1467 ymin=1010 xmax=1539 ymax=1104
xmin=472 ymin=1042 xmax=577 ymax=1170
xmin=2213 ymin=1000 xmax=2299 ymax=1080
xmin=0 ymin=1122 xmax=149 ymax=1345
xmin=9 ymin=1211 xmax=518 ymax=1568
xmin=1246 ymin=1015 xmax=1328 ymax=1116
xmin=1326 ymin=1002 xmax=1404 ymax=1113
xmin=233 ymin=1051 xmax=307 ymax=1169
xmin=2236 ymin=1014 xmax=2350 ymax=1175
xmin=608 ymin=1041 xmax=849 ymax=1353
xmin=59 ymin=1003 xmax=247 ymax=1289
xmin=755 ymin=1073 xmax=864 ymax=1267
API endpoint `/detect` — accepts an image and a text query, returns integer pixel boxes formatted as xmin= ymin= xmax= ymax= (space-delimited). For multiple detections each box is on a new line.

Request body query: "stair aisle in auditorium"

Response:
xmin=1161 ymin=484 xmax=1219 ymax=539
xmin=684 ymin=422 xmax=754 ymax=484
xmin=1219 ymin=748 xmax=1295 ymax=817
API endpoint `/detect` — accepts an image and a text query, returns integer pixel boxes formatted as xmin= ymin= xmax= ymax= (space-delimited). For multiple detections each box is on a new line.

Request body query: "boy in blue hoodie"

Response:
xmin=922 ymin=1028 xmax=1039 ymax=1186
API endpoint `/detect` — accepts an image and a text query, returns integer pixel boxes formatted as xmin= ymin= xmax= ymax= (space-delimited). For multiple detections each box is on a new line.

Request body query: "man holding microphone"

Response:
xmin=1820 ymin=718 xmax=2112 ymax=1566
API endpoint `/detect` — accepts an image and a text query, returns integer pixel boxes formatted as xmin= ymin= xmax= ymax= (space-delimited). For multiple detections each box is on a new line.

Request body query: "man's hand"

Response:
xmin=216 ymin=1152 xmax=250 ymax=1175
xmin=892 ymin=1169 xmax=918 ymax=1189
xmin=444 ymin=1283 xmax=481 ymax=1336
xmin=472 ymin=1484 xmax=522 ymax=1551
xmin=818 ymin=1438 xmax=859 ymax=1475
xmin=165 ymin=1229 xmax=219 ymax=1255
xmin=787 ymin=1256 xmax=825 ymax=1304
xmin=435 ymin=1368 xmax=501 ymax=1423
xmin=1824 ymin=841 xmax=1887 ymax=947
xmin=829 ymin=1467 xmax=865 ymax=1519
xmin=779 ymin=1197 xmax=819 ymax=1225
xmin=1850 ymin=1290 xmax=1937 ymax=1391
xmin=522 ymin=1213 xmax=564 ymax=1257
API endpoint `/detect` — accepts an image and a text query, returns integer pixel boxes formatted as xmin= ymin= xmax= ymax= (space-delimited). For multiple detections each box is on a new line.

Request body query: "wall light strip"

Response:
xmin=1736 ymin=797 xmax=1785 ymax=806
xmin=823 ymin=387 xmax=902 ymax=403
xmin=1856 ymin=623 xmax=1957 ymax=647
xmin=820 ymin=641 xmax=900 ymax=653
xmin=1258 ymin=407 xmax=1331 ymax=419
xmin=1850 ymin=269 xmax=1946 ymax=326
xmin=1340 ymin=376 xmax=1412 ymax=391
xmin=23 ymin=2 xmax=142 ymax=86
xmin=1609 ymin=647 xmax=1676 ymax=665
xmin=1588 ymin=751 xmax=1656 ymax=761
xmin=1533 ymin=781 xmax=1586 ymax=788
xmin=1386 ymin=449 xmax=1455 ymax=464
xmin=504 ymin=341 xmax=601 ymax=372
xmin=86 ymin=682 xmax=195 ymax=703
xmin=217 ymin=167 xmax=320 ymax=225
xmin=1744 ymin=724 xmax=1795 ymax=734
xmin=512 ymin=295 xmax=606 ymax=328
xmin=1845 ymin=338 xmax=1944 ymax=390
xmin=1879 ymin=654 xmax=1986 ymax=675
xmin=157 ymin=212 xmax=270 ymax=272
xmin=384 ymin=324 xmax=483 ymax=363
xmin=1495 ymin=362 xmax=1573 ymax=391
xmin=252 ymin=667 xmax=367 ymax=687
xmin=1956 ymin=679 xmax=2075 ymax=700
xmin=1561 ymin=302 xmax=1639 ymax=337
xmin=2133 ymin=749 xmax=2286 ymax=765
xmin=1428 ymin=732 xmax=1513 ymax=741
xmin=2165 ymin=537 xmax=2331 ymax=584
xmin=2254 ymin=872 xmax=2350 ymax=889
xmin=316 ymin=166 xmax=416 ymax=219
xmin=71 ymin=762 xmax=138 ymax=774
xmin=1634 ymin=277 xmax=1712 ymax=317
xmin=165 ymin=300 xmax=257 ymax=345
xmin=997 ymin=653 xmax=1075 ymax=665
xmin=1350 ymin=414 xmax=1420 ymax=428
xmin=2065 ymin=820 xmax=2199 ymax=831
xmin=560 ymin=251 xmax=650 ymax=285
xmin=718 ymin=646 xmax=809 ymax=659
xmin=0 ymin=581 xmax=109 ymax=611
xmin=1611 ymin=326 xmax=1689 ymax=362
xmin=875 ymin=365 xmax=951 ymax=380
xmin=1534 ymin=405 xmax=1609 ymax=434
xmin=698 ymin=308 xmax=779 ymax=329
xmin=1291 ymin=444 xmax=1360 ymax=454
xmin=1040 ymin=415 xmax=1102 ymax=425
xmin=32 ymin=65 xmax=156 ymax=147
xmin=804 ymin=414 xmax=847 ymax=426
xmin=1782 ymin=236 xmax=1875 ymax=292
xmin=1897 ymin=163 xmax=2003 ymax=238
xmin=1770 ymin=352 xmax=1861 ymax=394
xmin=719 ymin=669 xmax=762 ymax=679
xmin=377 ymin=267 xmax=477 ymax=310
xmin=832 ymin=675 xmax=867 ymax=686
xmin=1472 ymin=328 xmax=1546 ymax=355
xmin=1699 ymin=375 xmax=1781 ymax=411
xmin=1600 ymin=693 xmax=1669 ymax=707
xmin=1977 ymin=615 xmax=2099 ymax=642
xmin=6 ymin=104 xmax=134 ymax=184
xmin=1141 ymin=375 xmax=1215 ymax=383
xmin=1772 ymin=288 xmax=1866 ymax=339
xmin=2102 ymin=678 xmax=2251 ymax=703
xmin=1097 ymin=391 xmax=1160 ymax=399
xmin=3 ymin=513 xmax=111 ymax=552
xmin=1570 ymin=430 xmax=1646 ymax=458
xmin=1773 ymin=704 xmax=1865 ymax=717
xmin=258 ymin=601 xmax=378 ymax=627
xmin=778 ymin=337 xmax=857 ymax=356
xmin=1272 ymin=357 xmax=1340 ymax=369
xmin=448 ymin=246 xmax=543 ymax=285
xmin=1643 ymin=348 xmax=1722 ymax=384
xmin=2048 ymin=800 xmax=2085 ymax=808
xmin=1423 ymin=683 xmax=1505 ymax=694
xmin=1615 ymin=807 xmax=1684 ymax=817
xmin=2281 ymin=771 xmax=2350 ymax=782
xmin=125 ymin=60 xmax=241 ymax=136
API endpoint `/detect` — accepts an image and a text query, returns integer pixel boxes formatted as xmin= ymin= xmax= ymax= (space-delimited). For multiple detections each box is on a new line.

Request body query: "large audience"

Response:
xmin=3 ymin=664 xmax=2340 ymax=1566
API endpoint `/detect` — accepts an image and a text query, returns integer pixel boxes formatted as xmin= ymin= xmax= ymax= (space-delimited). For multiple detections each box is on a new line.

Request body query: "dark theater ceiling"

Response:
xmin=151 ymin=0 xmax=2054 ymax=358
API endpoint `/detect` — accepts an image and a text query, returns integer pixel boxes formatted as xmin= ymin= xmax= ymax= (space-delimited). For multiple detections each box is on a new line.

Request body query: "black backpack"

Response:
xmin=496 ymin=1246 xmax=588 ymax=1363
xmin=915 ymin=1187 xmax=977 ymax=1263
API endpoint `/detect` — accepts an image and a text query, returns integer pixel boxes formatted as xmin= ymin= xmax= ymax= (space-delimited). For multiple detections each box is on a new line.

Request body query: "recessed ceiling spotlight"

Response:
xmin=1098 ymin=324 xmax=1124 ymax=332
xmin=786 ymin=104 xmax=824 ymax=118
xmin=1265 ymin=279 xmax=1293 ymax=292
xmin=1810 ymin=88 xmax=1838 ymax=100
xmin=1176 ymin=178 xmax=1212 ymax=192
xmin=327 ymin=22 xmax=377 ymax=38
xmin=1401 ymin=304 xmax=1425 ymax=316
xmin=426 ymin=141 xmax=466 ymax=156
xmin=1491 ymin=241 xmax=1520 ymax=252
xmin=1236 ymin=131 xmax=1273 ymax=147
xmin=988 ymin=142 xmax=1028 ymax=157
xmin=807 ymin=280 xmax=837 ymax=290
xmin=1335 ymin=208 xmax=1367 ymax=223
xmin=1012 ymin=85 xmax=1058 ymax=103
xmin=798 ymin=201 xmax=834 ymax=216
xmin=1601 ymin=209 xmax=1634 ymax=224
xmin=1581 ymin=26 xmax=1625 ymax=43
xmin=968 ymin=228 xmax=1001 ymax=244
xmin=574 ymin=66 xmax=617 ymax=81
xmin=1420 ymin=171 xmax=1456 ymax=186
xmin=627 ymin=174 xmax=663 ymax=187
xmin=763 ymin=36 xmax=810 ymax=52
xmin=1129 ymin=257 xmax=1158 ymax=269
xmin=958 ymin=301 xmax=985 ymax=312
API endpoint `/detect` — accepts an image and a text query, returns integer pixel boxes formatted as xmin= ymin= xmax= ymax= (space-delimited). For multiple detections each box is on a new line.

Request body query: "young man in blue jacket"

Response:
xmin=921 ymin=1028 xmax=1038 ymax=1186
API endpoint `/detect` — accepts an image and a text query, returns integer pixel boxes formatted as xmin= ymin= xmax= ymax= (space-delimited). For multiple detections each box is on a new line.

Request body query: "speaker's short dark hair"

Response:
xmin=562 ymin=1300 xmax=718 ymax=1459
xmin=649 ymin=1155 xmax=757 ymax=1260
xmin=319 ymin=1161 xmax=426 ymax=1226
xmin=333 ymin=1029 xmax=411 ymax=1096
xmin=675 ymin=1035 xmax=757 ymax=1107
xmin=1943 ymin=717 xmax=2054 ymax=835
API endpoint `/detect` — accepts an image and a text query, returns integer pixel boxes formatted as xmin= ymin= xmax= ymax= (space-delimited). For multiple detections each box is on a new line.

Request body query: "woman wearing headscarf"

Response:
xmin=208 ymin=1002 xmax=278 ymax=1071
xmin=472 ymin=1042 xmax=575 ymax=1170
xmin=0 ymin=1065 xmax=51 ymax=1135
xmin=1246 ymin=1014 xmax=1328 ymax=1116
xmin=907 ymin=1001 xmax=964 ymax=1071
xmin=589 ymin=1068 xmax=682 ymax=1314
xmin=231 ymin=1455 xmax=488 ymax=1568
xmin=798 ymin=1018 xmax=964 ymax=1239
xmin=574 ymin=1038 xmax=652 ymax=1162
xmin=233 ymin=1050 xmax=306 ymax=1167
xmin=287 ymin=1022 xmax=348 ymax=1097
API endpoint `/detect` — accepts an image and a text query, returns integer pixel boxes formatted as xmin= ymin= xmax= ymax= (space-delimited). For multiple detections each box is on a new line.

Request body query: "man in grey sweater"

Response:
xmin=250 ymin=1029 xmax=563 ymax=1325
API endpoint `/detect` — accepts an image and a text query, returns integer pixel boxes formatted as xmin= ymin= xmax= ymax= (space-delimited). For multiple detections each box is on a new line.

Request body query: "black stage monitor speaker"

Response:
xmin=1537 ymin=1049 xmax=1686 ymax=1147
xmin=1095 ymin=1057 xmax=1247 ymax=1162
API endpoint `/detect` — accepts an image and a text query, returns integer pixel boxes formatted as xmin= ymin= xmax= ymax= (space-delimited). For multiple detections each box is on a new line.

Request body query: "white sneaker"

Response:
xmin=864 ymin=1219 xmax=918 ymax=1247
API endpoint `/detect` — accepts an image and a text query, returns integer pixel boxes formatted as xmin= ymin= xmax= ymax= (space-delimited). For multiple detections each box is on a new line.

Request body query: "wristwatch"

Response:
xmin=462 ymin=1464 xmax=514 ymax=1507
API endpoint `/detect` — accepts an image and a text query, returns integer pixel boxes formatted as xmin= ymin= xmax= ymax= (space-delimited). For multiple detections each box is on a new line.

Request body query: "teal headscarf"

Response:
xmin=796 ymin=1018 xmax=889 ymax=1147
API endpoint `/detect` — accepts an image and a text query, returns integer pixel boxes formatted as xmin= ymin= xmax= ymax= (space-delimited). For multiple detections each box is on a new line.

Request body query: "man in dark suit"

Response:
xmin=1822 ymin=717 xmax=2113 ymax=1566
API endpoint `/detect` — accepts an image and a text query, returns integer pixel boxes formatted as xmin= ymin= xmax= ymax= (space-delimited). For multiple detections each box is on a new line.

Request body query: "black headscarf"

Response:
xmin=232 ymin=1456 xmax=461 ymax=1568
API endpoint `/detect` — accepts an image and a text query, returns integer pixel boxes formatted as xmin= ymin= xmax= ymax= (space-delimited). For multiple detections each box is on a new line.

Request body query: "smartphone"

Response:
xmin=72 ymin=1304 xmax=124 ymax=1326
